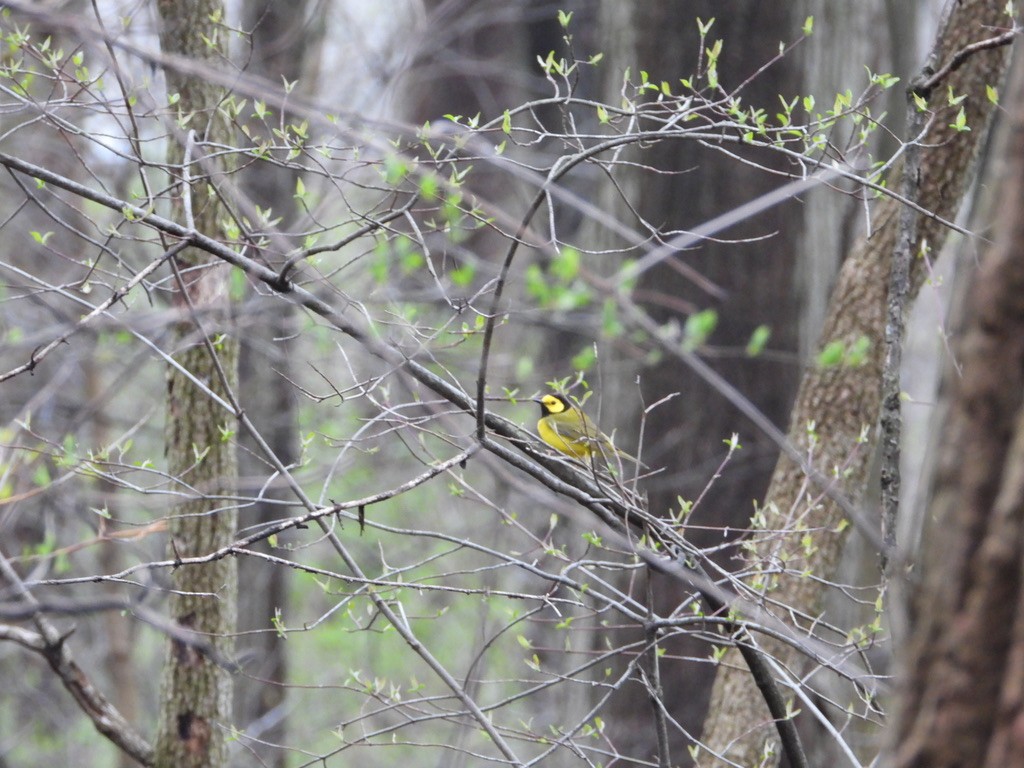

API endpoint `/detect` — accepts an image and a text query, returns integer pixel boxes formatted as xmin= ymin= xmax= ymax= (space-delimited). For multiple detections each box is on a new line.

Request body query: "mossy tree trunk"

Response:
xmin=153 ymin=1 xmax=239 ymax=767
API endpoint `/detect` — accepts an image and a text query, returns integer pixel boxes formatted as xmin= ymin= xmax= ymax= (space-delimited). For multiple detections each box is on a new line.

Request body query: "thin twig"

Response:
xmin=0 ymin=242 xmax=186 ymax=383
xmin=644 ymin=576 xmax=671 ymax=768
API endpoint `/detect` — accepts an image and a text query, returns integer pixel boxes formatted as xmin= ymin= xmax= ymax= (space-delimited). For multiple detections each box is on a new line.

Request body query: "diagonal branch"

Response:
xmin=0 ymin=549 xmax=154 ymax=766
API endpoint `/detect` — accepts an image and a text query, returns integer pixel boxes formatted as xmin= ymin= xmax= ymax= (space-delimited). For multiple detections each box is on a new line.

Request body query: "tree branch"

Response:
xmin=0 ymin=550 xmax=154 ymax=766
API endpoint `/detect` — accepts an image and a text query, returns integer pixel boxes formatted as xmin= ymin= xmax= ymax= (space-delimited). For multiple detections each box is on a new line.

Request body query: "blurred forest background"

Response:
xmin=0 ymin=1 xmax=1022 ymax=767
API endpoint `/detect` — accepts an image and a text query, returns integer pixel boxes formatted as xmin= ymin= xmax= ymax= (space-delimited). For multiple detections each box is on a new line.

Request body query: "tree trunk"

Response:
xmin=231 ymin=2 xmax=321 ymax=764
xmin=890 ymin=45 xmax=1024 ymax=768
xmin=699 ymin=1 xmax=1013 ymax=764
xmin=590 ymin=3 xmax=804 ymax=760
xmin=153 ymin=1 xmax=239 ymax=766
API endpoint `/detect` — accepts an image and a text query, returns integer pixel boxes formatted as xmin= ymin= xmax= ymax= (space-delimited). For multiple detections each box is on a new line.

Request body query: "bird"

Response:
xmin=535 ymin=393 xmax=640 ymax=464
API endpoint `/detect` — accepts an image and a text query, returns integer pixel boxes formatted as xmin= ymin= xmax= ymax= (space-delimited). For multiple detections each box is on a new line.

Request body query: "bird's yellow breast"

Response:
xmin=537 ymin=413 xmax=597 ymax=458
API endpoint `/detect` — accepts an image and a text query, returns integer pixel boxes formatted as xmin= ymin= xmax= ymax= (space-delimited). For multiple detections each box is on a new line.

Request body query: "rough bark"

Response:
xmin=153 ymin=1 xmax=239 ymax=767
xmin=699 ymin=1 xmax=1014 ymax=764
xmin=890 ymin=45 xmax=1024 ymax=768
xmin=793 ymin=4 xmax=895 ymax=762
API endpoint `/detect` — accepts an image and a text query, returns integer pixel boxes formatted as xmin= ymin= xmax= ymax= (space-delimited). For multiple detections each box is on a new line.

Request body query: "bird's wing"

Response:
xmin=549 ymin=417 xmax=576 ymax=443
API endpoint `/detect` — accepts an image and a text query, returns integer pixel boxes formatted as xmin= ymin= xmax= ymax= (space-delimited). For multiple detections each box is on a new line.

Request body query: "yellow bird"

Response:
xmin=535 ymin=393 xmax=640 ymax=464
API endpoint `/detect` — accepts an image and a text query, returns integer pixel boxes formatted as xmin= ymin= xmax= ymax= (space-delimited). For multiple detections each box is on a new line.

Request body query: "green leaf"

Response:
xmin=59 ymin=438 xmax=80 ymax=462
xmin=844 ymin=335 xmax=871 ymax=366
xmin=950 ymin=106 xmax=970 ymax=132
xmin=550 ymin=247 xmax=580 ymax=282
xmin=384 ymin=155 xmax=409 ymax=185
xmin=571 ymin=345 xmax=597 ymax=372
xmin=746 ymin=325 xmax=771 ymax=356
xmin=229 ymin=267 xmax=247 ymax=301
xmin=683 ymin=308 xmax=718 ymax=350
xmin=832 ymin=89 xmax=852 ymax=113
xmin=450 ymin=263 xmax=475 ymax=287
xmin=524 ymin=263 xmax=550 ymax=303
xmin=501 ymin=109 xmax=512 ymax=135
xmin=601 ymin=299 xmax=624 ymax=338
xmin=33 ymin=463 xmax=52 ymax=487
xmin=419 ymin=174 xmax=438 ymax=201
xmin=554 ymin=286 xmax=592 ymax=311
xmin=817 ymin=340 xmax=845 ymax=368
xmin=817 ymin=336 xmax=871 ymax=367
xmin=802 ymin=15 xmax=814 ymax=35
xmin=866 ymin=67 xmax=899 ymax=89
xmin=401 ymin=250 xmax=424 ymax=274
